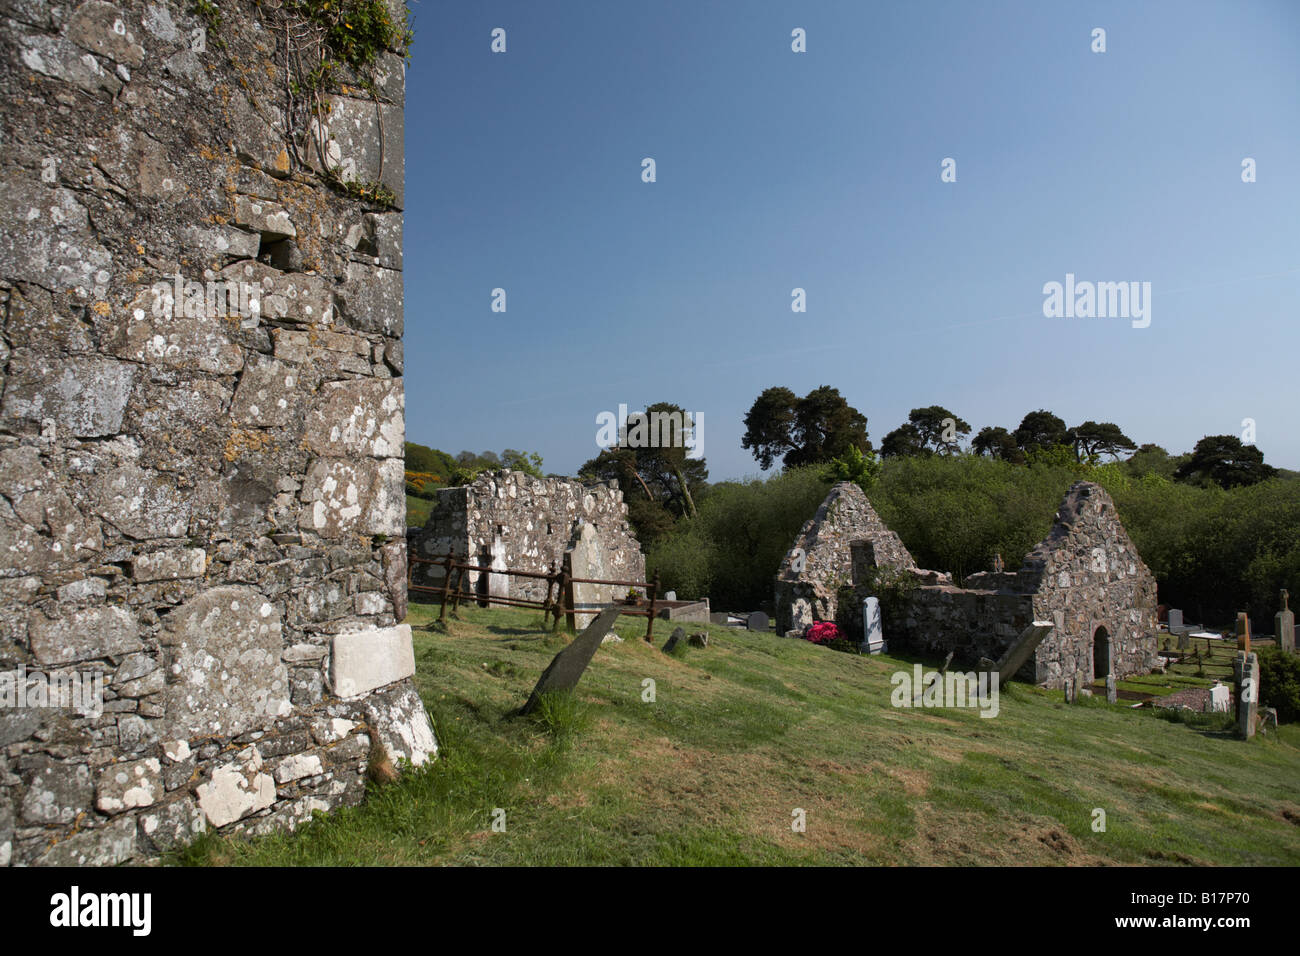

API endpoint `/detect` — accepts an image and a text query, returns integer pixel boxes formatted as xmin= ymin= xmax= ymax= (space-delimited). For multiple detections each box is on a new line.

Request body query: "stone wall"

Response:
xmin=409 ymin=470 xmax=645 ymax=605
xmin=1016 ymin=482 xmax=1160 ymax=685
xmin=774 ymin=481 xmax=914 ymax=633
xmin=841 ymin=481 xmax=1158 ymax=688
xmin=0 ymin=0 xmax=433 ymax=866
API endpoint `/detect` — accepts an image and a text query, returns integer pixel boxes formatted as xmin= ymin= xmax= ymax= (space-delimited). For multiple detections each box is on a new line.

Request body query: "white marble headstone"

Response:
xmin=861 ymin=596 xmax=885 ymax=654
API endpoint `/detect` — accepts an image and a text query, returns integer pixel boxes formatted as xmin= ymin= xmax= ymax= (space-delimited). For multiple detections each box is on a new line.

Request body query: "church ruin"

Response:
xmin=407 ymin=470 xmax=646 ymax=608
xmin=1 ymin=0 xmax=432 ymax=865
xmin=776 ymin=481 xmax=1159 ymax=687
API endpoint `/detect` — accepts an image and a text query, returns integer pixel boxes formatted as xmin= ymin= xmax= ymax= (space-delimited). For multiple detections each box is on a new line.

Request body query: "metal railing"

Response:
xmin=409 ymin=552 xmax=662 ymax=643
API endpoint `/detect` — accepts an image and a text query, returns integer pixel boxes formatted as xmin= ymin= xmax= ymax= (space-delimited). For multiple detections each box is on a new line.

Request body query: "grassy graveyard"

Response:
xmin=176 ymin=604 xmax=1300 ymax=867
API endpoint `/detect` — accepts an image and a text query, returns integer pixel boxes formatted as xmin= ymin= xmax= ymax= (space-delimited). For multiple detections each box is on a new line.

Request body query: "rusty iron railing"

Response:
xmin=409 ymin=552 xmax=661 ymax=643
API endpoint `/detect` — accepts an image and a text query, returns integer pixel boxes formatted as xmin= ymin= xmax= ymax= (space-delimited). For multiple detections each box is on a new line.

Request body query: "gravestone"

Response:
xmin=746 ymin=611 xmax=769 ymax=632
xmin=978 ymin=620 xmax=1054 ymax=686
xmin=1232 ymin=650 xmax=1259 ymax=740
xmin=861 ymin=596 xmax=885 ymax=654
xmin=520 ymin=607 xmax=621 ymax=715
xmin=1168 ymin=608 xmax=1184 ymax=632
xmin=709 ymin=612 xmax=729 ymax=626
xmin=1276 ymin=590 xmax=1295 ymax=654
xmin=565 ymin=523 xmax=611 ymax=629
xmin=1105 ymin=673 xmax=1117 ymax=704
xmin=1235 ymin=612 xmax=1251 ymax=654
xmin=1208 ymin=682 xmax=1230 ymax=713
xmin=1063 ymin=676 xmax=1076 ymax=704
xmin=662 ymin=627 xmax=686 ymax=655
xmin=664 ymin=590 xmax=677 ymax=602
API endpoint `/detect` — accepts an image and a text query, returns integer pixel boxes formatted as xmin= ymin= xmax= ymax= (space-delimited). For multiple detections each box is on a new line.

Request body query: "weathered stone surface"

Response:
xmin=330 ymin=624 xmax=415 ymax=698
xmin=88 ymin=460 xmax=192 ymax=539
xmin=130 ymin=546 xmax=206 ymax=582
xmin=337 ymin=261 xmax=403 ymax=336
xmin=1 ymin=0 xmax=415 ymax=861
xmin=307 ymin=96 xmax=404 ymax=207
xmin=33 ymin=815 xmax=137 ymax=867
xmin=96 ymin=756 xmax=162 ymax=813
xmin=0 ymin=351 xmax=135 ymax=437
xmin=304 ymin=378 xmax=404 ymax=458
xmin=363 ymin=682 xmax=437 ymax=767
xmin=274 ymin=752 xmax=324 ymax=784
xmin=229 ymin=356 xmax=302 ymax=427
xmin=161 ymin=586 xmax=290 ymax=739
xmin=299 ymin=457 xmax=404 ymax=538
xmin=139 ymin=796 xmax=206 ymax=852
xmin=0 ymin=172 xmax=113 ymax=292
xmin=29 ymin=604 xmax=140 ymax=665
xmin=21 ymin=760 xmax=93 ymax=825
xmin=196 ymin=745 xmax=276 ymax=828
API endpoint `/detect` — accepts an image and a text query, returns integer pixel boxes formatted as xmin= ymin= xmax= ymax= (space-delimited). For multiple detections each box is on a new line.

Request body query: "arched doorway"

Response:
xmin=1092 ymin=626 xmax=1111 ymax=683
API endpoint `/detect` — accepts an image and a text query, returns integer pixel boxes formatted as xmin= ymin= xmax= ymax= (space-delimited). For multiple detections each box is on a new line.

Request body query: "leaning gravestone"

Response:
xmin=520 ymin=607 xmax=621 ymax=716
xmin=861 ymin=596 xmax=885 ymax=654
xmin=747 ymin=611 xmax=769 ymax=632
xmin=1276 ymin=590 xmax=1295 ymax=654
xmin=662 ymin=627 xmax=686 ymax=655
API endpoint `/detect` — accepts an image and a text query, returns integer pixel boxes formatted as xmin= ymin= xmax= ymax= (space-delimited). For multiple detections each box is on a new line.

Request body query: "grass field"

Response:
xmin=176 ymin=604 xmax=1300 ymax=866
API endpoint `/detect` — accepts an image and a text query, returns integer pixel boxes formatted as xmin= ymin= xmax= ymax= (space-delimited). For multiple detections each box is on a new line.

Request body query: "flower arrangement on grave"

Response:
xmin=624 ymin=588 xmax=640 ymax=605
xmin=805 ymin=621 xmax=842 ymax=645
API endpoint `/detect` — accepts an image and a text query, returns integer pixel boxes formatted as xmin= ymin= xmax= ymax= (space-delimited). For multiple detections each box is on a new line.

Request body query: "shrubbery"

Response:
xmin=646 ymin=453 xmax=1299 ymax=631
xmin=1257 ymin=647 xmax=1300 ymax=724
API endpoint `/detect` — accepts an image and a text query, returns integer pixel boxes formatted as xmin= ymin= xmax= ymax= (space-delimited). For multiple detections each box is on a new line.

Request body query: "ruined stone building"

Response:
xmin=0 ymin=0 xmax=432 ymax=865
xmin=776 ymin=481 xmax=1159 ymax=687
xmin=408 ymin=470 xmax=646 ymax=606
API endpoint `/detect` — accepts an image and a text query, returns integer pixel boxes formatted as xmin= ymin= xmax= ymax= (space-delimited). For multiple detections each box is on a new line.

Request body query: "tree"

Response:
xmin=1066 ymin=421 xmax=1136 ymax=462
xmin=1174 ymin=435 xmax=1277 ymax=489
xmin=580 ymin=402 xmax=708 ymax=521
xmin=881 ymin=423 xmax=928 ymax=459
xmin=742 ymin=385 xmax=869 ymax=470
xmin=1014 ymin=410 xmax=1069 ymax=454
xmin=971 ymin=426 xmax=1023 ymax=463
xmin=500 ymin=449 xmax=544 ymax=478
xmin=1125 ymin=443 xmax=1180 ymax=480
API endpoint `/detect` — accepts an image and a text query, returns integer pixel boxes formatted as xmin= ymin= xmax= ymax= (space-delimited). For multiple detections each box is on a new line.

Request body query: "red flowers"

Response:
xmin=805 ymin=621 xmax=842 ymax=645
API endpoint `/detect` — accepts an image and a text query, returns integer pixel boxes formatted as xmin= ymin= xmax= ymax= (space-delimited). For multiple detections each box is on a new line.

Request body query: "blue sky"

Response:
xmin=403 ymin=0 xmax=1300 ymax=481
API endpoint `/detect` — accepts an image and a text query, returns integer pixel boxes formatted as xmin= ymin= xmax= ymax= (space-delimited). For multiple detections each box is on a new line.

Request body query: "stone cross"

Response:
xmin=1276 ymin=589 xmax=1295 ymax=654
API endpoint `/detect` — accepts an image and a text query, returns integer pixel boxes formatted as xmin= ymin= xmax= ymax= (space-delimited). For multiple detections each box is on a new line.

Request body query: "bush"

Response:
xmin=1257 ymin=648 xmax=1300 ymax=723
xmin=646 ymin=466 xmax=831 ymax=609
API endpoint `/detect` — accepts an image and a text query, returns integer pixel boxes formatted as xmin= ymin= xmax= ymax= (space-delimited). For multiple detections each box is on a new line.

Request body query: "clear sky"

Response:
xmin=403 ymin=0 xmax=1300 ymax=481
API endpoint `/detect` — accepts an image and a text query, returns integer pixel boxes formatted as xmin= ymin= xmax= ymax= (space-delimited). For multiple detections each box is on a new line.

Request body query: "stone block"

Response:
xmin=330 ymin=624 xmax=415 ymax=698
xmin=196 ymin=745 xmax=276 ymax=828
xmin=96 ymin=756 xmax=162 ymax=813
xmin=28 ymin=604 xmax=139 ymax=665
